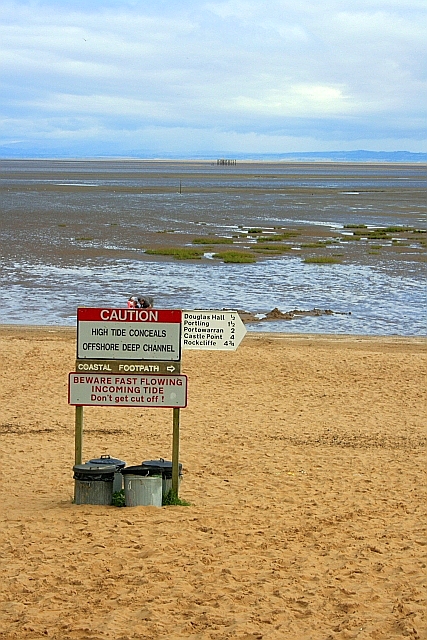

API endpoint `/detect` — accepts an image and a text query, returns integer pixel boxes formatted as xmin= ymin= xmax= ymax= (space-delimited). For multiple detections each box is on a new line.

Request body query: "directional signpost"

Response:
xmin=181 ymin=310 xmax=247 ymax=351
xmin=70 ymin=308 xmax=184 ymax=497
xmin=69 ymin=307 xmax=248 ymax=502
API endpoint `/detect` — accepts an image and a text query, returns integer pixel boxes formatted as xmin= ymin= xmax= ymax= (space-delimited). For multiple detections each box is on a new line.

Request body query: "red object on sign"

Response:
xmin=77 ymin=308 xmax=182 ymax=323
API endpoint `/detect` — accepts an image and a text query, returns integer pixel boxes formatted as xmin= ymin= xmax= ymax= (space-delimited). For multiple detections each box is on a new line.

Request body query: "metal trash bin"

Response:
xmin=73 ymin=463 xmax=115 ymax=505
xmin=141 ymin=458 xmax=183 ymax=498
xmin=88 ymin=455 xmax=126 ymax=493
xmin=122 ymin=465 xmax=162 ymax=507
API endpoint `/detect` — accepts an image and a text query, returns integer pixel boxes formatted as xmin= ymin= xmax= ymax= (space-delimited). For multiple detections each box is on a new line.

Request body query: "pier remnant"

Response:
xmin=217 ymin=158 xmax=237 ymax=165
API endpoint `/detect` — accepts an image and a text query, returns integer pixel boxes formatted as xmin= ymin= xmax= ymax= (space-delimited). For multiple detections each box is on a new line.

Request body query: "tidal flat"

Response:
xmin=0 ymin=159 xmax=426 ymax=334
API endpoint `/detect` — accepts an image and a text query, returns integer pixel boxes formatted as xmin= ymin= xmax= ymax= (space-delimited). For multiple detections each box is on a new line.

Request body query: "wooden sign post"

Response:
xmin=70 ymin=307 xmax=184 ymax=499
xmin=70 ymin=307 xmax=248 ymax=503
xmin=75 ymin=405 xmax=83 ymax=466
xmin=172 ymin=408 xmax=180 ymax=495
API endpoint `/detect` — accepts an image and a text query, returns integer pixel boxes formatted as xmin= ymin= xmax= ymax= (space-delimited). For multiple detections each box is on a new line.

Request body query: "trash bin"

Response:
xmin=121 ymin=465 xmax=163 ymax=507
xmin=73 ymin=463 xmax=116 ymax=505
xmin=141 ymin=458 xmax=183 ymax=498
xmin=88 ymin=455 xmax=126 ymax=493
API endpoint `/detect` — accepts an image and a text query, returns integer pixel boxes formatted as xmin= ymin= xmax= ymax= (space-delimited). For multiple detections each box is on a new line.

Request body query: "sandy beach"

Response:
xmin=0 ymin=326 xmax=426 ymax=640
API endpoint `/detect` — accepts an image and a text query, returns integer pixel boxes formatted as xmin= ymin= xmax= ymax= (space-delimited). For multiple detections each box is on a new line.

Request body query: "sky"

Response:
xmin=1 ymin=0 xmax=426 ymax=157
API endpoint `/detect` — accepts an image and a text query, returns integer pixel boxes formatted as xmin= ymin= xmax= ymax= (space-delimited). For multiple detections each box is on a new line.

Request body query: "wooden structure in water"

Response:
xmin=216 ymin=158 xmax=237 ymax=165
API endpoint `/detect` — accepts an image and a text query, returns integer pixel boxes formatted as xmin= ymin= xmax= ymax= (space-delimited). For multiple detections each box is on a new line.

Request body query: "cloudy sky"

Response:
xmin=1 ymin=0 xmax=426 ymax=157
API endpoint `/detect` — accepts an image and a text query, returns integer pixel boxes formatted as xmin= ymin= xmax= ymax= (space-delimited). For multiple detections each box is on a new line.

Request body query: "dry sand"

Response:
xmin=0 ymin=327 xmax=426 ymax=640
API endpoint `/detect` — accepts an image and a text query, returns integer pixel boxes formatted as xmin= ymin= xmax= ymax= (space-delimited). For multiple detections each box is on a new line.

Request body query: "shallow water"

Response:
xmin=0 ymin=160 xmax=426 ymax=335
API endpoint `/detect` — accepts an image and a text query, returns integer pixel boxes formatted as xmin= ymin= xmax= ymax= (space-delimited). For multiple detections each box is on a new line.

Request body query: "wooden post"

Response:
xmin=75 ymin=405 xmax=84 ymax=465
xmin=172 ymin=407 xmax=180 ymax=496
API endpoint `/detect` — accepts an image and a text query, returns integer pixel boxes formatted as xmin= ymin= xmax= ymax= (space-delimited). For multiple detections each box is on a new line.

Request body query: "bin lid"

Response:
xmin=141 ymin=458 xmax=182 ymax=477
xmin=88 ymin=455 xmax=126 ymax=469
xmin=73 ymin=463 xmax=116 ymax=475
xmin=121 ymin=465 xmax=162 ymax=476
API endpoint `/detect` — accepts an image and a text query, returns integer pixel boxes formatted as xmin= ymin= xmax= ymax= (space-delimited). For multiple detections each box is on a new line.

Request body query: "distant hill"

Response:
xmin=228 ymin=151 xmax=427 ymax=163
xmin=1 ymin=148 xmax=426 ymax=162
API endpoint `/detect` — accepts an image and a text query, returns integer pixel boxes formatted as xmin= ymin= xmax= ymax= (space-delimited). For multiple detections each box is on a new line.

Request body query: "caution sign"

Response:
xmin=77 ymin=308 xmax=182 ymax=361
xmin=68 ymin=373 xmax=187 ymax=407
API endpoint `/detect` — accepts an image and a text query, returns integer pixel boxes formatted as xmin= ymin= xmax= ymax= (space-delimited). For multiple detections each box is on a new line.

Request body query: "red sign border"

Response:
xmin=77 ymin=308 xmax=182 ymax=323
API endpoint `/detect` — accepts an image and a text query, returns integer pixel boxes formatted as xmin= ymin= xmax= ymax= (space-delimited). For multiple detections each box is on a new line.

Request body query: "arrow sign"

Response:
xmin=75 ymin=359 xmax=180 ymax=374
xmin=182 ymin=310 xmax=247 ymax=351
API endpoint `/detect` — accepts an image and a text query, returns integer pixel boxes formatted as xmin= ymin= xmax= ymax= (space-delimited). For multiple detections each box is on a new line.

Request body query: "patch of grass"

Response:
xmin=303 ymin=256 xmax=341 ymax=264
xmin=367 ymin=233 xmax=391 ymax=240
xmin=300 ymin=242 xmax=330 ymax=248
xmin=383 ymin=226 xmax=414 ymax=233
xmin=253 ymin=244 xmax=292 ymax=253
xmin=162 ymin=490 xmax=191 ymax=506
xmin=345 ymin=225 xmax=415 ymax=234
xmin=256 ymin=236 xmax=283 ymax=242
xmin=192 ymin=237 xmax=234 ymax=245
xmin=344 ymin=224 xmax=368 ymax=229
xmin=351 ymin=230 xmax=391 ymax=239
xmin=337 ymin=235 xmax=361 ymax=241
xmin=213 ymin=251 xmax=256 ymax=263
xmin=257 ymin=232 xmax=299 ymax=242
xmin=247 ymin=228 xmax=263 ymax=234
xmin=370 ymin=245 xmax=383 ymax=250
xmin=145 ymin=248 xmax=204 ymax=260
xmin=58 ymin=223 xmax=67 ymax=227
xmin=112 ymin=490 xmax=126 ymax=507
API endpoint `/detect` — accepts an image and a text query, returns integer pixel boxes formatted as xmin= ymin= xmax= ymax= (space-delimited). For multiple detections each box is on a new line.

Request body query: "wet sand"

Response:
xmin=1 ymin=160 xmax=426 ymax=268
xmin=1 ymin=327 xmax=426 ymax=639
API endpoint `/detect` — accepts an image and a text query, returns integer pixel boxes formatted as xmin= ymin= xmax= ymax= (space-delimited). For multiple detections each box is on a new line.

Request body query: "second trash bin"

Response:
xmin=73 ymin=463 xmax=116 ymax=505
xmin=122 ymin=465 xmax=163 ymax=507
xmin=141 ymin=458 xmax=183 ymax=498
xmin=88 ymin=455 xmax=126 ymax=493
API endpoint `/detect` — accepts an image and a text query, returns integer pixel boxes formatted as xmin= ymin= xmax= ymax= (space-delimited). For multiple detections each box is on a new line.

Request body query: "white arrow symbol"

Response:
xmin=167 ymin=365 xmax=176 ymax=372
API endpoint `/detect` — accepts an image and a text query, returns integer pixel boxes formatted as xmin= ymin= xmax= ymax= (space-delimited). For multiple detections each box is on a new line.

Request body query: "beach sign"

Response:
xmin=76 ymin=308 xmax=182 ymax=361
xmin=182 ymin=310 xmax=247 ymax=350
xmin=69 ymin=373 xmax=187 ymax=408
xmin=71 ymin=307 xmax=185 ymax=495
xmin=71 ymin=306 xmax=246 ymax=498
xmin=75 ymin=359 xmax=180 ymax=374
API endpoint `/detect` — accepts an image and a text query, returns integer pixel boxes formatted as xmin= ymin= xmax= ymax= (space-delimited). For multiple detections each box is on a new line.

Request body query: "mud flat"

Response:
xmin=0 ymin=326 xmax=426 ymax=639
xmin=0 ymin=161 xmax=426 ymax=334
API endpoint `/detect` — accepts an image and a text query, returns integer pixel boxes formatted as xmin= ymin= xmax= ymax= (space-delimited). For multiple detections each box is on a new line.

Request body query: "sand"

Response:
xmin=0 ymin=327 xmax=426 ymax=640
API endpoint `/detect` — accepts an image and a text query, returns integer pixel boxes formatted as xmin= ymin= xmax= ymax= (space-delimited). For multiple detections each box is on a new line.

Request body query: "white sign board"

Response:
xmin=69 ymin=373 xmax=187 ymax=408
xmin=77 ymin=308 xmax=181 ymax=361
xmin=182 ymin=310 xmax=247 ymax=350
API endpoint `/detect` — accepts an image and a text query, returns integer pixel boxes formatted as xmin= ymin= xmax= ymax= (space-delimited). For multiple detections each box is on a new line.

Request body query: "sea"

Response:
xmin=0 ymin=159 xmax=426 ymax=336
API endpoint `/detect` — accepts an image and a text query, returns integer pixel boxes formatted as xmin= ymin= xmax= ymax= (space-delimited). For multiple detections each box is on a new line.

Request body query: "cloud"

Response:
xmin=229 ymin=85 xmax=354 ymax=117
xmin=0 ymin=0 xmax=426 ymax=155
